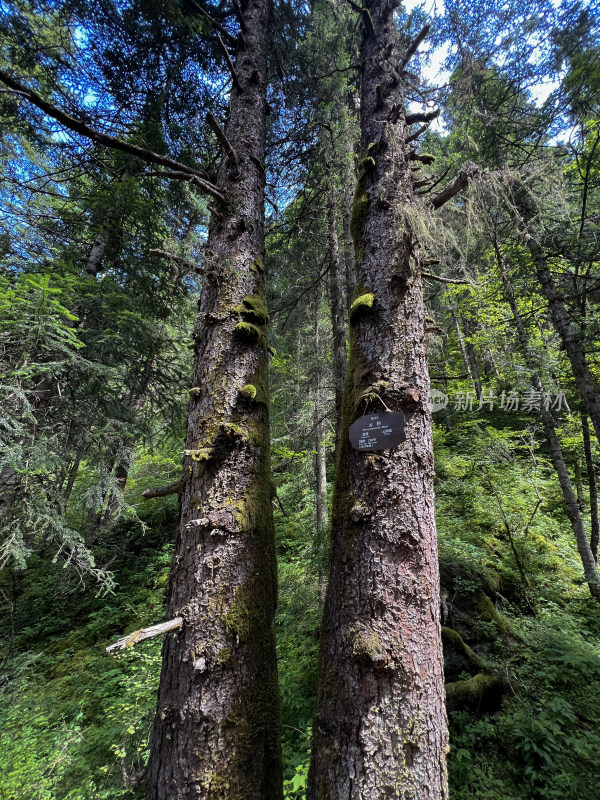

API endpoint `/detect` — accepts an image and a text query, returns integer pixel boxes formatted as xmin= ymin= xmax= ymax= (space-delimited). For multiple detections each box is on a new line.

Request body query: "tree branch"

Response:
xmin=207 ymin=111 xmax=237 ymax=165
xmin=406 ymin=108 xmax=440 ymax=125
xmin=0 ymin=70 xmax=224 ymax=201
xmin=142 ymin=475 xmax=188 ymax=500
xmin=149 ymin=248 xmax=200 ymax=273
xmin=406 ymin=122 xmax=429 ymax=143
xmin=186 ymin=0 xmax=238 ymax=45
xmin=345 ymin=0 xmax=375 ymax=36
xmin=399 ymin=24 xmax=431 ymax=71
xmin=430 ymin=163 xmax=480 ymax=210
xmin=217 ymin=35 xmax=242 ymax=91
xmin=106 ymin=618 xmax=183 ymax=654
xmin=422 ymin=272 xmax=470 ymax=285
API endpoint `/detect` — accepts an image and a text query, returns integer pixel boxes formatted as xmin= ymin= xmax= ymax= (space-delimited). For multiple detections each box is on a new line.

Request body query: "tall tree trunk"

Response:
xmin=525 ymin=230 xmax=600 ymax=444
xmin=314 ymin=284 xmax=328 ymax=603
xmin=146 ymin=1 xmax=282 ymax=797
xmin=308 ymin=4 xmax=449 ymax=798
xmin=328 ymin=180 xmax=347 ymax=456
xmin=342 ymin=137 xmax=357 ymax=309
xmin=496 ymin=248 xmax=600 ymax=602
xmin=582 ymin=414 xmax=599 ymax=562
xmin=450 ymin=307 xmax=475 ymax=389
xmin=461 ymin=314 xmax=483 ymax=400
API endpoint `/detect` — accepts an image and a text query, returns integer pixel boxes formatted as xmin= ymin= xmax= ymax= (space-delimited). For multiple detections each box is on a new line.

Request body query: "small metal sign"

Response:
xmin=349 ymin=412 xmax=406 ymax=451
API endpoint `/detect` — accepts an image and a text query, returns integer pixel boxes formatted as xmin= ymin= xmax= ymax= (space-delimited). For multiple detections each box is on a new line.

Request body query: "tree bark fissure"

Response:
xmin=308 ymin=2 xmax=449 ymax=797
xmin=145 ymin=1 xmax=282 ymax=797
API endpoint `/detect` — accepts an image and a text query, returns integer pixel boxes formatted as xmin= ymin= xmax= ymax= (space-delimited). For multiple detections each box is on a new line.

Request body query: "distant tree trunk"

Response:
xmin=328 ymin=180 xmax=346 ymax=455
xmin=450 ymin=307 xmax=475 ymax=387
xmin=308 ymin=3 xmax=449 ymax=797
xmin=81 ymin=202 xmax=117 ymax=278
xmin=461 ymin=314 xmax=483 ymax=400
xmin=146 ymin=1 xmax=282 ymax=797
xmin=524 ymin=230 xmax=600 ymax=444
xmin=342 ymin=138 xmax=357 ymax=308
xmin=582 ymin=414 xmax=599 ymax=562
xmin=314 ymin=286 xmax=328 ymax=602
xmin=496 ymin=248 xmax=600 ymax=602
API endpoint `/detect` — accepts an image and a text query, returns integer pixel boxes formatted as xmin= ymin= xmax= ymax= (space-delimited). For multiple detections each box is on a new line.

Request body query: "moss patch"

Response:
xmin=470 ymin=588 xmax=511 ymax=636
xmin=235 ymin=321 xmax=261 ymax=342
xmin=349 ymin=291 xmax=375 ymax=324
xmin=234 ymin=294 xmax=269 ymax=326
xmin=241 ymin=384 xmax=257 ymax=401
xmin=445 ymin=672 xmax=506 ymax=712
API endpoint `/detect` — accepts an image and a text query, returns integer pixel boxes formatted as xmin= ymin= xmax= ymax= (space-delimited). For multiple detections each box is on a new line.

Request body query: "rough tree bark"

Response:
xmin=496 ymin=248 xmax=600 ymax=602
xmin=145 ymin=1 xmax=282 ymax=797
xmin=308 ymin=3 xmax=449 ymax=798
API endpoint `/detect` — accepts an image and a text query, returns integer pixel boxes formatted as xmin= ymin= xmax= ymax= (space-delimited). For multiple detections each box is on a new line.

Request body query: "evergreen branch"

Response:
xmin=430 ymin=163 xmax=480 ymax=210
xmin=0 ymin=70 xmax=224 ymax=201
xmin=106 ymin=617 xmax=183 ymax=654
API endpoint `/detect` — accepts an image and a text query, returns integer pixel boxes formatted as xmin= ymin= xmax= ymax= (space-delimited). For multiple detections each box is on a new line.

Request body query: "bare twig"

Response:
xmin=422 ymin=272 xmax=470 ymax=285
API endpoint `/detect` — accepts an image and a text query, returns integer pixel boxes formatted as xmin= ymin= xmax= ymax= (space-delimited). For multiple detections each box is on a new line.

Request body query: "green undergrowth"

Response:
xmin=2 ymin=416 xmax=600 ymax=799
xmin=0 ymin=503 xmax=177 ymax=799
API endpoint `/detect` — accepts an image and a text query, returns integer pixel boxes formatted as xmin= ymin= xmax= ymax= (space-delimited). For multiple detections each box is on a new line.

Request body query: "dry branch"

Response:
xmin=422 ymin=272 xmax=470 ymax=285
xmin=399 ymin=24 xmax=431 ymax=71
xmin=142 ymin=475 xmax=188 ymax=500
xmin=217 ymin=35 xmax=242 ymax=91
xmin=430 ymin=163 xmax=480 ymax=210
xmin=106 ymin=618 xmax=183 ymax=654
xmin=207 ymin=112 xmax=237 ymax=165
xmin=406 ymin=123 xmax=429 ymax=143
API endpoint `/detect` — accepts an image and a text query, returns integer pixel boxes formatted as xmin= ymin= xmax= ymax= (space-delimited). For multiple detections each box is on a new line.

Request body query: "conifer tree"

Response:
xmin=308 ymin=2 xmax=453 ymax=796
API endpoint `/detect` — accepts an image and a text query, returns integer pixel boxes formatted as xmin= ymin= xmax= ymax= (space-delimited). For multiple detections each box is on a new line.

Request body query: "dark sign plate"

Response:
xmin=349 ymin=412 xmax=406 ymax=451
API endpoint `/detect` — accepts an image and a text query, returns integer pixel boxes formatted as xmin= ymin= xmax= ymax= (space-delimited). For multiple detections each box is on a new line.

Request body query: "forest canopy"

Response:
xmin=2 ymin=0 xmax=600 ymax=798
